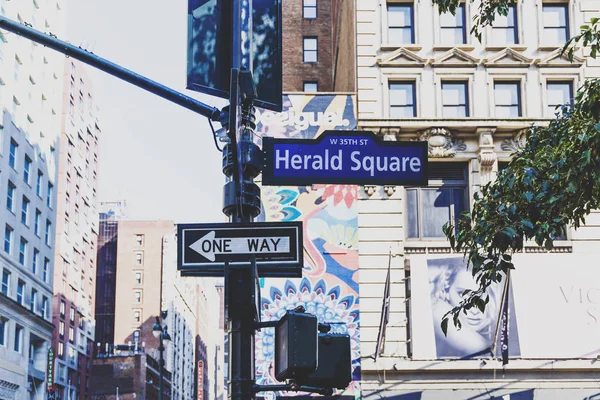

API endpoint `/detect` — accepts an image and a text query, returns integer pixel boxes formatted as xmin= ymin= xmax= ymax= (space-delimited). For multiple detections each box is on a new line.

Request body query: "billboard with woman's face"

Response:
xmin=411 ymin=255 xmax=521 ymax=359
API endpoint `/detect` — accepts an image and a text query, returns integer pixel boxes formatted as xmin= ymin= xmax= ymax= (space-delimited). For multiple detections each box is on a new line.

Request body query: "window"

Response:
xmin=59 ymin=321 xmax=65 ymax=337
xmin=47 ymin=183 xmax=53 ymax=208
xmin=43 ymin=258 xmax=49 ymax=283
xmin=303 ymin=0 xmax=317 ymax=18
xmin=45 ymin=219 xmax=52 ymax=246
xmin=69 ymin=307 xmax=75 ymax=322
xmin=36 ymin=171 xmax=43 ymax=197
xmin=58 ymin=341 xmax=64 ymax=357
xmin=23 ymin=156 xmax=32 ymax=184
xmin=133 ymin=234 xmax=144 ymax=246
xmin=19 ymin=237 xmax=27 ymax=265
xmin=42 ymin=296 xmax=49 ymax=319
xmin=21 ymin=196 xmax=29 ymax=225
xmin=492 ymin=5 xmax=517 ymax=45
xmin=134 ymin=310 xmax=141 ymax=323
xmin=69 ymin=326 xmax=74 ymax=342
xmin=60 ymin=300 xmax=65 ymax=317
xmin=14 ymin=325 xmax=23 ymax=353
xmin=32 ymin=249 xmax=39 ymax=274
xmin=4 ymin=226 xmax=13 ymax=254
xmin=543 ymin=5 xmax=569 ymax=43
xmin=389 ymin=82 xmax=416 ymax=117
xmin=34 ymin=210 xmax=41 ymax=236
xmin=14 ymin=57 xmax=20 ymax=81
xmin=135 ymin=252 xmax=143 ymax=265
xmin=406 ymin=163 xmax=468 ymax=239
xmin=441 ymin=81 xmax=469 ymax=117
xmin=6 ymin=181 xmax=15 ymax=212
xmin=547 ymin=81 xmax=573 ymax=115
xmin=30 ymin=288 xmax=37 ymax=313
xmin=387 ymin=4 xmax=414 ymax=44
xmin=135 ymin=271 xmax=142 ymax=284
xmin=134 ymin=290 xmax=142 ymax=303
xmin=2 ymin=270 xmax=11 ymax=296
xmin=440 ymin=4 xmax=466 ymax=45
xmin=303 ymin=37 xmax=318 ymax=63
xmin=9 ymin=139 xmax=17 ymax=169
xmin=303 ymin=81 xmax=318 ymax=93
xmin=17 ymin=280 xmax=24 ymax=305
xmin=494 ymin=81 xmax=521 ymax=117
xmin=0 ymin=318 xmax=7 ymax=347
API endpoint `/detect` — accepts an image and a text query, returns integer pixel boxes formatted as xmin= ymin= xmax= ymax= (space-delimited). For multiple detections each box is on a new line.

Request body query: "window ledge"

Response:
xmin=433 ymin=45 xmax=475 ymax=51
xmin=539 ymin=45 xmax=563 ymax=51
xmin=405 ymin=241 xmax=455 ymax=255
xmin=381 ymin=44 xmax=422 ymax=51
xmin=485 ymin=45 xmax=527 ymax=51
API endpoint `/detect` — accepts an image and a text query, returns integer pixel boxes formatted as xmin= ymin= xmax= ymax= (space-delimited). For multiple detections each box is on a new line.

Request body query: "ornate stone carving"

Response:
xmin=478 ymin=130 xmax=497 ymax=167
xmin=418 ymin=128 xmax=466 ymax=157
xmin=364 ymin=185 xmax=377 ymax=196
xmin=383 ymin=186 xmax=396 ymax=196
xmin=501 ymin=129 xmax=528 ymax=152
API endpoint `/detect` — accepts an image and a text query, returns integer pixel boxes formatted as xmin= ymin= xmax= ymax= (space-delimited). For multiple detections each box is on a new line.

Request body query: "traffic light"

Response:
xmin=295 ymin=333 xmax=352 ymax=390
xmin=274 ymin=310 xmax=318 ymax=381
xmin=221 ymin=104 xmax=263 ymax=218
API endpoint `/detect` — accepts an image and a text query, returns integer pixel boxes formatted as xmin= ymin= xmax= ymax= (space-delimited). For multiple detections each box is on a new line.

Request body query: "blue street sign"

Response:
xmin=262 ymin=130 xmax=429 ymax=186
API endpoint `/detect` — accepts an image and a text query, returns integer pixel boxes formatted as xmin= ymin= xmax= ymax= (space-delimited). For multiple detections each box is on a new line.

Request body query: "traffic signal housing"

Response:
xmin=295 ymin=333 xmax=352 ymax=390
xmin=274 ymin=310 xmax=318 ymax=382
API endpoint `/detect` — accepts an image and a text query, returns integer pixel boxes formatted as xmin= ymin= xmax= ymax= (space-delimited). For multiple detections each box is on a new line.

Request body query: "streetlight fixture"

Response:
xmin=152 ymin=313 xmax=171 ymax=400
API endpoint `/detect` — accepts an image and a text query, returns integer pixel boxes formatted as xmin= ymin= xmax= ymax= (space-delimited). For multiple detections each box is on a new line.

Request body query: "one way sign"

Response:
xmin=177 ymin=222 xmax=303 ymax=277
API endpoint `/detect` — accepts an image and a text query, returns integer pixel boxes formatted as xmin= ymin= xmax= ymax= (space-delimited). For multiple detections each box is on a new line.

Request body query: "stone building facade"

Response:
xmin=356 ymin=0 xmax=600 ymax=397
xmin=0 ymin=0 xmax=65 ymax=398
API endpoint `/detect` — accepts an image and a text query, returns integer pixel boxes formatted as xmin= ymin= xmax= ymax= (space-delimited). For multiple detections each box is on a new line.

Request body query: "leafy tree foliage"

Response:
xmin=429 ymin=0 xmax=600 ymax=334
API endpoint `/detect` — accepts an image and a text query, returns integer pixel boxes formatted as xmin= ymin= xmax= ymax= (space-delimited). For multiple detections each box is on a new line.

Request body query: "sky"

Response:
xmin=66 ymin=0 xmax=228 ymax=223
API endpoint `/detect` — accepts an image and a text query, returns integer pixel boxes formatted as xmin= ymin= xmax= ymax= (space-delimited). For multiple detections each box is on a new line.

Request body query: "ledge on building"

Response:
xmin=362 ymin=357 xmax=600 ymax=373
xmin=485 ymin=45 xmax=528 ymax=52
xmin=381 ymin=44 xmax=423 ymax=52
xmin=432 ymin=45 xmax=476 ymax=52
xmin=358 ymin=118 xmax=553 ymax=133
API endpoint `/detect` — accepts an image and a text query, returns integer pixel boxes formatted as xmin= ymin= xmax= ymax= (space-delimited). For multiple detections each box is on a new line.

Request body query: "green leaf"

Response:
xmin=441 ymin=317 xmax=449 ymax=336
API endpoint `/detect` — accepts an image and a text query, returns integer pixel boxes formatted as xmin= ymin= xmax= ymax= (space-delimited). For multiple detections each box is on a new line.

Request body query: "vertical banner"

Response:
xmin=500 ymin=277 xmax=510 ymax=365
xmin=255 ymin=94 xmax=360 ymax=398
xmin=198 ymin=360 xmax=204 ymax=400
xmin=47 ymin=347 xmax=55 ymax=392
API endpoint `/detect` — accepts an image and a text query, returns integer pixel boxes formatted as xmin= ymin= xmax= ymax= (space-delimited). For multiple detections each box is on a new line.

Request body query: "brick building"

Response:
xmin=282 ymin=0 xmax=355 ymax=93
xmin=90 ymin=351 xmax=171 ymax=400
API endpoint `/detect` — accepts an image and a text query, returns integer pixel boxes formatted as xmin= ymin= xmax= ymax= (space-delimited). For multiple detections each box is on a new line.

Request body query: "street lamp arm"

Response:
xmin=0 ymin=16 xmax=221 ymax=121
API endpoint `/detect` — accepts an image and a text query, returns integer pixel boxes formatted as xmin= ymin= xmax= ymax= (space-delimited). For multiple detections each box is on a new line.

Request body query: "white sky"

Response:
xmin=67 ymin=0 xmax=228 ymax=223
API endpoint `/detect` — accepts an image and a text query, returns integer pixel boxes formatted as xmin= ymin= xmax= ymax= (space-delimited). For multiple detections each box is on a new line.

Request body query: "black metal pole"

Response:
xmin=0 ymin=16 xmax=220 ymax=120
xmin=158 ymin=337 xmax=164 ymax=400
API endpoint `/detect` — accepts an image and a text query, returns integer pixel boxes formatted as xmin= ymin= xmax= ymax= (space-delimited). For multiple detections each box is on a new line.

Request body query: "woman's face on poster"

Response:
xmin=448 ymin=269 xmax=489 ymax=331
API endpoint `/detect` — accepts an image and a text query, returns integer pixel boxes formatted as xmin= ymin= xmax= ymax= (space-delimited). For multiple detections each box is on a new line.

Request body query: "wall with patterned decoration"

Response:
xmin=254 ymin=94 xmax=361 ymax=398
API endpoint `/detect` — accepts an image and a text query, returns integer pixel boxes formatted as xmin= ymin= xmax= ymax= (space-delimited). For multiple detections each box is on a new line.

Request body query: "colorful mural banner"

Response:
xmin=254 ymin=94 xmax=361 ymax=398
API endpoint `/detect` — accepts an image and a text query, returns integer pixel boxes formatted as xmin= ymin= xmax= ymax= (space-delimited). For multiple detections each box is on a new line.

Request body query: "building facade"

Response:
xmin=90 ymin=350 xmax=172 ymax=400
xmin=282 ymin=0 xmax=355 ymax=93
xmin=356 ymin=0 xmax=600 ymax=397
xmin=51 ymin=59 xmax=101 ymax=400
xmin=0 ymin=0 xmax=65 ymax=398
xmin=161 ymin=230 xmax=223 ymax=400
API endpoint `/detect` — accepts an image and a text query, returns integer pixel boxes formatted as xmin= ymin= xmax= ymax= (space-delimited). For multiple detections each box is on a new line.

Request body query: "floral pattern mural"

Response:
xmin=255 ymin=95 xmax=361 ymax=398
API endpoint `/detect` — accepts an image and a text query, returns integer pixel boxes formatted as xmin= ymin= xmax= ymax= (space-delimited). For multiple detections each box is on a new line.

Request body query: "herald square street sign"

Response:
xmin=262 ymin=130 xmax=429 ymax=186
xmin=177 ymin=222 xmax=303 ymax=277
